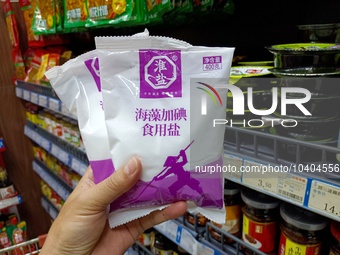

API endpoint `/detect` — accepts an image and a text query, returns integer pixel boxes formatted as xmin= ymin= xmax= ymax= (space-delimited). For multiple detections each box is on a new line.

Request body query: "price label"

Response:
xmin=308 ymin=180 xmax=340 ymax=218
xmin=24 ymin=126 xmax=31 ymax=137
xmin=277 ymin=174 xmax=307 ymax=204
xmin=223 ymin=153 xmax=242 ymax=182
xmin=31 ymin=93 xmax=38 ymax=104
xmin=59 ymin=150 xmax=70 ymax=165
xmin=49 ymin=98 xmax=60 ymax=112
xmin=71 ymin=158 xmax=87 ymax=176
xmin=242 ymin=160 xmax=278 ymax=194
xmin=23 ymin=90 xmax=30 ymax=101
xmin=51 ymin=144 xmax=61 ymax=158
xmin=38 ymin=95 xmax=48 ymax=107
xmin=15 ymin=87 xmax=23 ymax=98
xmin=40 ymin=138 xmax=50 ymax=151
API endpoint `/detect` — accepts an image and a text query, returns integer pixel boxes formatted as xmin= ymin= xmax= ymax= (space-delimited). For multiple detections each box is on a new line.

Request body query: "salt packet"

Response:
xmin=45 ymin=30 xmax=191 ymax=184
xmin=96 ymin=37 xmax=235 ymax=227
xmin=45 ymin=50 xmax=114 ymax=183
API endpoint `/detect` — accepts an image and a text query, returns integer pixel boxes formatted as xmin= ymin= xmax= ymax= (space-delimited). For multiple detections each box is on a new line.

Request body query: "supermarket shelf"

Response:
xmin=154 ymin=217 xmax=266 ymax=255
xmin=33 ymin=159 xmax=72 ymax=201
xmin=0 ymin=196 xmax=22 ymax=211
xmin=24 ymin=121 xmax=88 ymax=176
xmin=125 ymin=242 xmax=153 ymax=255
xmin=41 ymin=196 xmax=59 ymax=220
xmin=223 ymin=126 xmax=340 ymax=222
xmin=15 ymin=80 xmax=76 ymax=120
xmin=155 ymin=219 xmax=221 ymax=255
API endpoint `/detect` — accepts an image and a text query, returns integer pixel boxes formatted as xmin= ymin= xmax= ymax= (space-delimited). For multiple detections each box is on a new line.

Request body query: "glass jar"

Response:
xmin=329 ymin=221 xmax=340 ymax=255
xmin=209 ymin=180 xmax=242 ymax=244
xmin=137 ymin=228 xmax=154 ymax=249
xmin=185 ymin=212 xmax=208 ymax=227
xmin=278 ymin=202 xmax=328 ymax=255
xmin=151 ymin=232 xmax=173 ymax=255
xmin=241 ymin=188 xmax=279 ymax=255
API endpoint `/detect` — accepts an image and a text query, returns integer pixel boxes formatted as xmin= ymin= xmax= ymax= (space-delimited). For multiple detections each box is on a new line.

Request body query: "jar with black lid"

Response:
xmin=329 ymin=220 xmax=340 ymax=255
xmin=209 ymin=180 xmax=242 ymax=244
xmin=151 ymin=232 xmax=173 ymax=255
xmin=278 ymin=202 xmax=328 ymax=255
xmin=241 ymin=188 xmax=279 ymax=255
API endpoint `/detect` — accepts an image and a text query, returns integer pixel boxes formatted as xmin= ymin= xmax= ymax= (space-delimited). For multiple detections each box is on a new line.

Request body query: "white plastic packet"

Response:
xmin=45 ymin=50 xmax=116 ymax=183
xmin=45 ymin=30 xmax=191 ymax=184
xmin=96 ymin=37 xmax=235 ymax=227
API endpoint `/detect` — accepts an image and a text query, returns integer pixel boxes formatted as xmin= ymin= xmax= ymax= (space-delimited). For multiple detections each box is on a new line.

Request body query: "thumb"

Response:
xmin=86 ymin=157 xmax=142 ymax=209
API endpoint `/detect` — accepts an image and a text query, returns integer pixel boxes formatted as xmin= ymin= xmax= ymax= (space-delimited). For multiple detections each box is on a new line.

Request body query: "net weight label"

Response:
xmin=308 ymin=180 xmax=340 ymax=218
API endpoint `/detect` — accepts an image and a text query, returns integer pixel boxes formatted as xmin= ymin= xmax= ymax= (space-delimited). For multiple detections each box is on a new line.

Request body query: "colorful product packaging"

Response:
xmin=2 ymin=0 xmax=20 ymax=49
xmin=85 ymin=0 xmax=133 ymax=27
xmin=32 ymin=0 xmax=57 ymax=34
xmin=62 ymin=0 xmax=88 ymax=28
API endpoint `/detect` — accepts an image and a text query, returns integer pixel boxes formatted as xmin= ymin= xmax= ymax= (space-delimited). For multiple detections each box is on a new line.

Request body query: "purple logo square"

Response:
xmin=139 ymin=50 xmax=182 ymax=98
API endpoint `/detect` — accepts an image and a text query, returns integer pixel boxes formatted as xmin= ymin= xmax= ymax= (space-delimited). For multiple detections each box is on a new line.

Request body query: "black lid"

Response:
xmin=224 ymin=179 xmax=240 ymax=195
xmin=280 ymin=202 xmax=328 ymax=231
xmin=241 ymin=188 xmax=279 ymax=209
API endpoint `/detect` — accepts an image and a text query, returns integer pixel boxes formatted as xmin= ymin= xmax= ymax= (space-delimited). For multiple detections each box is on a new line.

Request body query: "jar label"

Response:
xmin=222 ymin=205 xmax=241 ymax=234
xmin=279 ymin=233 xmax=322 ymax=255
xmin=151 ymin=246 xmax=173 ymax=255
xmin=242 ymin=214 xmax=277 ymax=253
xmin=0 ymin=185 xmax=16 ymax=199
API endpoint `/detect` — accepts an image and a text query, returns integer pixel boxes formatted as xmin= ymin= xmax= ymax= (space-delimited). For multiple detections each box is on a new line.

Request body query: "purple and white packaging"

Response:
xmin=45 ymin=50 xmax=114 ymax=183
xmin=96 ymin=37 xmax=235 ymax=227
xmin=45 ymin=30 xmax=191 ymax=185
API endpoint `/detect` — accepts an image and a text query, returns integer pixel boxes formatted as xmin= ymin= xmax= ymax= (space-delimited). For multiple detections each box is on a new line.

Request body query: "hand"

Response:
xmin=40 ymin=157 xmax=187 ymax=255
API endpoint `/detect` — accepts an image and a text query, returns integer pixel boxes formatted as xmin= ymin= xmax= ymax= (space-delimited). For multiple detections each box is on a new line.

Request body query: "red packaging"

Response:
xmin=2 ymin=0 xmax=20 ymax=49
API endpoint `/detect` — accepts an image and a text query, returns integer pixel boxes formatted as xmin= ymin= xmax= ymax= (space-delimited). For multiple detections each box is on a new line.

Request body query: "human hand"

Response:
xmin=40 ymin=157 xmax=187 ymax=255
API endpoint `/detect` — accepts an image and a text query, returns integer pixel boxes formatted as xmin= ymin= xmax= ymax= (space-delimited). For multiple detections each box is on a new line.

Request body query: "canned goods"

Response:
xmin=209 ymin=180 xmax=242 ymax=244
xmin=329 ymin=221 xmax=340 ymax=255
xmin=278 ymin=202 xmax=328 ymax=255
xmin=241 ymin=188 xmax=279 ymax=255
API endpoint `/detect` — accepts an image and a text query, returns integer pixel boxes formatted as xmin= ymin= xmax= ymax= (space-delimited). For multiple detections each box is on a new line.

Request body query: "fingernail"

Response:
xmin=124 ymin=157 xmax=137 ymax=175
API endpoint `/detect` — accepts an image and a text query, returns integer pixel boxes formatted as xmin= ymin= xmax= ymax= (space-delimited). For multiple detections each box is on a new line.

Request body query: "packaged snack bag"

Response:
xmin=19 ymin=0 xmax=45 ymax=48
xmin=32 ymin=0 xmax=57 ymax=34
xmin=96 ymin=35 xmax=234 ymax=227
xmin=63 ymin=0 xmax=87 ymax=28
xmin=2 ymin=0 xmax=20 ymax=49
xmin=85 ymin=0 xmax=133 ymax=27
xmin=12 ymin=49 xmax=26 ymax=81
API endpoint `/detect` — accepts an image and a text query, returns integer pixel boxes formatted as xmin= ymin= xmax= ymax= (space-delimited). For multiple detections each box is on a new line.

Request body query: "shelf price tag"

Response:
xmin=71 ymin=158 xmax=87 ymax=176
xmin=59 ymin=150 xmax=70 ymax=166
xmin=308 ymin=180 xmax=340 ymax=219
xmin=242 ymin=160 xmax=278 ymax=194
xmin=51 ymin=144 xmax=61 ymax=158
xmin=31 ymin=93 xmax=38 ymax=104
xmin=15 ymin=87 xmax=23 ymax=98
xmin=40 ymin=137 xmax=50 ymax=151
xmin=38 ymin=95 xmax=48 ymax=107
xmin=223 ymin=153 xmax=242 ymax=182
xmin=49 ymin=98 xmax=60 ymax=112
xmin=23 ymin=90 xmax=30 ymax=101
xmin=277 ymin=174 xmax=306 ymax=205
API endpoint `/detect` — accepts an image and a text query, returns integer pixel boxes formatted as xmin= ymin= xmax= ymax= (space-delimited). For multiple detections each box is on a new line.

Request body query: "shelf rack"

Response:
xmin=24 ymin=121 xmax=88 ymax=176
xmin=15 ymin=80 xmax=76 ymax=120
xmin=16 ymin=80 xmax=340 ymax=254
xmin=223 ymin=126 xmax=340 ymax=221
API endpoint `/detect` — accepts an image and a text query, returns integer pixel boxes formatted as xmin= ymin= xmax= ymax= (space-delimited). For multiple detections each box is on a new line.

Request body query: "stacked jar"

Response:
xmin=209 ymin=179 xmax=242 ymax=244
xmin=278 ymin=202 xmax=328 ymax=255
xmin=241 ymin=188 xmax=279 ymax=255
xmin=266 ymin=42 xmax=340 ymax=163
